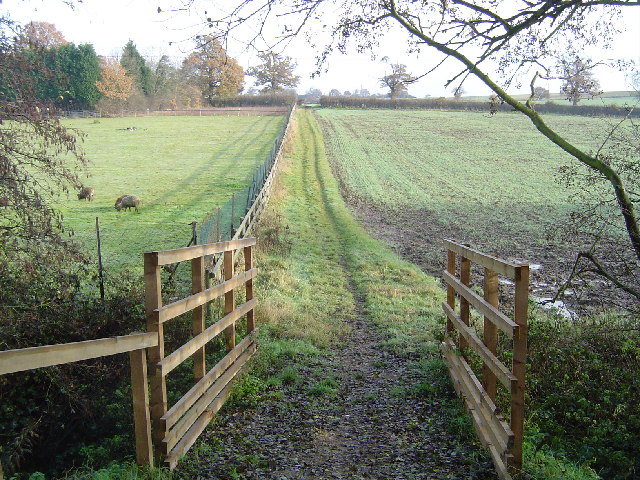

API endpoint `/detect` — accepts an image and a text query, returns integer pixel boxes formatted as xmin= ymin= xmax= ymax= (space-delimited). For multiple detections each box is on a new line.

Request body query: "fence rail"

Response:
xmin=441 ymin=239 xmax=529 ymax=480
xmin=0 ymin=333 xmax=159 ymax=476
xmin=145 ymin=237 xmax=258 ymax=469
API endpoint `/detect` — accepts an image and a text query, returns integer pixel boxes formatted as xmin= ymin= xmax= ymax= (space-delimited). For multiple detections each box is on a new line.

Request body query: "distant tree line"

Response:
xmin=3 ymin=22 xmax=300 ymax=114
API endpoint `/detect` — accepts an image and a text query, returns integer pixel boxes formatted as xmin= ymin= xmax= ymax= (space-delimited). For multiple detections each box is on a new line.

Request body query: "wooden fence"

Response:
xmin=0 ymin=332 xmax=158 ymax=477
xmin=441 ymin=240 xmax=529 ymax=480
xmin=144 ymin=237 xmax=258 ymax=469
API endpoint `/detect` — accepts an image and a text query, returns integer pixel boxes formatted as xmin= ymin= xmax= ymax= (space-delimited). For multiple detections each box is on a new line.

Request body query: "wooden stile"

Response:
xmin=441 ymin=239 xmax=529 ymax=480
xmin=145 ymin=237 xmax=258 ymax=470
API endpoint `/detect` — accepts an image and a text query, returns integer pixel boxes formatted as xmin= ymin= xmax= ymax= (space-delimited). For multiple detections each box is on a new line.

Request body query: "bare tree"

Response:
xmin=559 ymin=55 xmax=602 ymax=106
xmin=380 ymin=63 xmax=415 ymax=98
xmin=197 ymin=0 xmax=640 ymax=301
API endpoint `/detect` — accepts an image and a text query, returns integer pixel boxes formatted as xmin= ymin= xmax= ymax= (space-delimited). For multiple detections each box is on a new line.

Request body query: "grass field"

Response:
xmin=58 ymin=115 xmax=284 ymax=278
xmin=314 ymin=107 xmax=627 ymax=293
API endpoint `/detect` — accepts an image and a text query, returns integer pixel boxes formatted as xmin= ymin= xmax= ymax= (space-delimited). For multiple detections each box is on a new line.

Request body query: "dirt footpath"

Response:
xmin=175 ymin=309 xmax=497 ymax=480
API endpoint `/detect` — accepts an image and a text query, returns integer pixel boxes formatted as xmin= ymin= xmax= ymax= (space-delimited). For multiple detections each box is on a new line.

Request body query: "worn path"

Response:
xmin=174 ymin=111 xmax=497 ymax=480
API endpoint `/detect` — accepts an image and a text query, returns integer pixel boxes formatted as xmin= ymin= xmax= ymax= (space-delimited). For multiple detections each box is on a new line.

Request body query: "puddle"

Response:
xmin=534 ymin=297 xmax=576 ymax=319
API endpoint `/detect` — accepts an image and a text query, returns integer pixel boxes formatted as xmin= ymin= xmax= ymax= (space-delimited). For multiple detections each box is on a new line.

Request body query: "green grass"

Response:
xmin=314 ymin=107 xmax=630 ymax=266
xmin=58 ymin=115 xmax=284 ymax=275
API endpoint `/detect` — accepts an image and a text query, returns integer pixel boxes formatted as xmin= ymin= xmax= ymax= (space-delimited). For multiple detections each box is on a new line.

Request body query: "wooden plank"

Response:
xmin=162 ymin=330 xmax=258 ymax=429
xmin=129 ymin=348 xmax=154 ymax=467
xmin=244 ymin=245 xmax=255 ymax=333
xmin=144 ymin=252 xmax=168 ymax=458
xmin=164 ymin=381 xmax=234 ymax=470
xmin=443 ymin=271 xmax=517 ymax=338
xmin=442 ymin=302 xmax=516 ymax=390
xmin=153 ymin=238 xmax=256 ymax=266
xmin=192 ymin=256 xmax=206 ymax=381
xmin=446 ymin=250 xmax=456 ymax=334
xmin=224 ymin=250 xmax=235 ymax=352
xmin=0 ymin=333 xmax=158 ymax=375
xmin=453 ymin=342 xmax=514 ymax=453
xmin=459 ymin=256 xmax=471 ymax=350
xmin=511 ymin=264 xmax=529 ymax=471
xmin=444 ymin=239 xmax=519 ymax=278
xmin=483 ymin=268 xmax=499 ymax=401
xmin=441 ymin=339 xmax=513 ymax=454
xmin=157 ymin=268 xmax=258 ymax=324
xmin=163 ymin=343 xmax=256 ymax=454
xmin=159 ymin=299 xmax=257 ymax=376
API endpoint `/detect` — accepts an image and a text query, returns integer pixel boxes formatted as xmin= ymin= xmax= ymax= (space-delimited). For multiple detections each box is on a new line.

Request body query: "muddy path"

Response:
xmin=174 ymin=112 xmax=497 ymax=479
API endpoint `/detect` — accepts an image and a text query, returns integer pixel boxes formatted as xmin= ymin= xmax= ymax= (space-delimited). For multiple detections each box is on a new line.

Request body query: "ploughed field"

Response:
xmin=315 ymin=108 xmax=627 ymax=311
xmin=60 ymin=115 xmax=285 ymax=276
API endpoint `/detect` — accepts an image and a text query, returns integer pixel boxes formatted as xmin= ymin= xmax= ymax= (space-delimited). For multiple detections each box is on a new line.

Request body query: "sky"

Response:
xmin=3 ymin=0 xmax=640 ymax=98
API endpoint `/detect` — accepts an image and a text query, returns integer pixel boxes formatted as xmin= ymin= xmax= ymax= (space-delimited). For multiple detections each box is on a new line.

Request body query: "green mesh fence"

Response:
xmin=198 ymin=104 xmax=294 ymax=244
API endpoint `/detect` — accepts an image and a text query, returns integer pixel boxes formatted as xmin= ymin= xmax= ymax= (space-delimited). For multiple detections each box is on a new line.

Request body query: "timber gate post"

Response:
xmin=144 ymin=252 xmax=168 ymax=459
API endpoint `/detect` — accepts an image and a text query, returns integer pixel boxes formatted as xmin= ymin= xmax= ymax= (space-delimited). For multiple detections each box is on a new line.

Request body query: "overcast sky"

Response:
xmin=4 ymin=0 xmax=640 ymax=97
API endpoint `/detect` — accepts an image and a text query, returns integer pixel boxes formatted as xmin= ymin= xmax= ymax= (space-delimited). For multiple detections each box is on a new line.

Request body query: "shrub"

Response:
xmin=526 ymin=312 xmax=640 ymax=479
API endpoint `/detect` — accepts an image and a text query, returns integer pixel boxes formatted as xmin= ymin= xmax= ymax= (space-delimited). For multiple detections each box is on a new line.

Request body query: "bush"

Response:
xmin=526 ymin=312 xmax=640 ymax=479
xmin=0 ymin=258 xmax=148 ymax=477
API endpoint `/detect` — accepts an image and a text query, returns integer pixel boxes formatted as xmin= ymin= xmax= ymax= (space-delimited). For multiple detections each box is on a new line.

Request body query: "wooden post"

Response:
xmin=244 ymin=245 xmax=255 ymax=332
xmin=96 ymin=217 xmax=105 ymax=300
xmin=216 ymin=207 xmax=221 ymax=242
xmin=129 ymin=348 xmax=153 ymax=467
xmin=459 ymin=256 xmax=471 ymax=351
xmin=230 ymin=193 xmax=236 ymax=237
xmin=223 ymin=249 xmax=235 ymax=351
xmin=192 ymin=255 xmax=206 ymax=380
xmin=483 ymin=268 xmax=499 ymax=401
xmin=446 ymin=249 xmax=456 ymax=334
xmin=511 ymin=264 xmax=529 ymax=473
xmin=144 ymin=252 xmax=167 ymax=458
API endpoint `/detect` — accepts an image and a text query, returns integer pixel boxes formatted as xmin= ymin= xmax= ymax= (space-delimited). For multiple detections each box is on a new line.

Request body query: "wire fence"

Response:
xmin=198 ymin=103 xmax=295 ymax=244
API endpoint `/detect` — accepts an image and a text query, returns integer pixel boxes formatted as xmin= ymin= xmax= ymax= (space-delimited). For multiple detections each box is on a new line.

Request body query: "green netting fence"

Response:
xmin=198 ymin=103 xmax=294 ymax=244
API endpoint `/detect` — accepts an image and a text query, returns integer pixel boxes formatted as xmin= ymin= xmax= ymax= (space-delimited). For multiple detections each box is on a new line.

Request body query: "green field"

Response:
xmin=59 ymin=115 xmax=284 ymax=276
xmin=314 ymin=108 xmax=623 ymax=281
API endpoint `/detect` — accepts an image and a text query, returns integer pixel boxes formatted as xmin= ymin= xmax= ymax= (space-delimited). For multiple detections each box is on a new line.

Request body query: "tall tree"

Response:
xmin=247 ymin=51 xmax=300 ymax=93
xmin=96 ymin=57 xmax=134 ymax=101
xmin=54 ymin=43 xmax=102 ymax=109
xmin=202 ymin=0 xmax=640 ymax=302
xmin=379 ymin=63 xmax=414 ymax=99
xmin=181 ymin=36 xmax=244 ymax=103
xmin=559 ymin=56 xmax=602 ymax=106
xmin=120 ymin=40 xmax=153 ymax=95
xmin=16 ymin=21 xmax=67 ymax=49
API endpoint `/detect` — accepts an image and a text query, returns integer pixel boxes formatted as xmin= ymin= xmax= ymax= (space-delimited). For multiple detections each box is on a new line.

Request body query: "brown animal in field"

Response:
xmin=114 ymin=194 xmax=127 ymax=207
xmin=77 ymin=186 xmax=94 ymax=201
xmin=114 ymin=195 xmax=141 ymax=213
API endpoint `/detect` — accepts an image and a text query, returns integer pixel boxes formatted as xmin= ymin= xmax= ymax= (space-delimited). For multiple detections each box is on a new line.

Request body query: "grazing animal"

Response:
xmin=114 ymin=195 xmax=141 ymax=213
xmin=77 ymin=186 xmax=94 ymax=201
